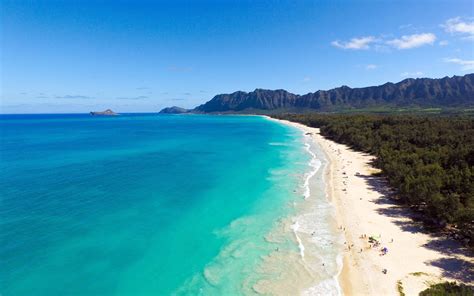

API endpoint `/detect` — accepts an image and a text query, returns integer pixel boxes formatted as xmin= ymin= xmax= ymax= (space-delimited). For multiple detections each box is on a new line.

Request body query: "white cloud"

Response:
xmin=303 ymin=76 xmax=311 ymax=82
xmin=442 ymin=17 xmax=474 ymax=39
xmin=387 ymin=33 xmax=436 ymax=49
xmin=366 ymin=64 xmax=378 ymax=70
xmin=401 ymin=71 xmax=424 ymax=77
xmin=444 ymin=58 xmax=474 ymax=71
xmin=439 ymin=40 xmax=449 ymax=46
xmin=331 ymin=36 xmax=376 ymax=50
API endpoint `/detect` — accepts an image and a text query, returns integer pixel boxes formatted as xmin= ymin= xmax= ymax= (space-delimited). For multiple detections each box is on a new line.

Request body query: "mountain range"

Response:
xmin=159 ymin=74 xmax=474 ymax=114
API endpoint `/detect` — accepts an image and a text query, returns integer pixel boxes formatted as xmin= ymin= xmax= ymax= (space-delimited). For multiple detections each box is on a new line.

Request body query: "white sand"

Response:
xmin=272 ymin=118 xmax=473 ymax=295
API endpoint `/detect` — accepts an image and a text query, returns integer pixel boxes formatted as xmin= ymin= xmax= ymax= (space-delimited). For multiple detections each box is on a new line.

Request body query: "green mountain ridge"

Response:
xmin=160 ymin=74 xmax=474 ymax=114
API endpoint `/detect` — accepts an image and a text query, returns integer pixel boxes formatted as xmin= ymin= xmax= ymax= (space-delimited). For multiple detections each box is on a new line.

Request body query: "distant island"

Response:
xmin=160 ymin=74 xmax=474 ymax=114
xmin=158 ymin=106 xmax=190 ymax=114
xmin=90 ymin=109 xmax=118 ymax=116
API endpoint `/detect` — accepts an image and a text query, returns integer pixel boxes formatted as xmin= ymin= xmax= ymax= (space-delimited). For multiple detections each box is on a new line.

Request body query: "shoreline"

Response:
xmin=268 ymin=117 xmax=473 ymax=295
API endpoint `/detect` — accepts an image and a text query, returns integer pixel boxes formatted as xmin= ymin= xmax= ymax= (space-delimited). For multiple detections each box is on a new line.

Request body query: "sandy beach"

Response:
xmin=272 ymin=118 xmax=473 ymax=295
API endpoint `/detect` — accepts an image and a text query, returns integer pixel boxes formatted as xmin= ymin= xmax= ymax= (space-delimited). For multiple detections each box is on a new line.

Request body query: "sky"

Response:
xmin=1 ymin=0 xmax=473 ymax=113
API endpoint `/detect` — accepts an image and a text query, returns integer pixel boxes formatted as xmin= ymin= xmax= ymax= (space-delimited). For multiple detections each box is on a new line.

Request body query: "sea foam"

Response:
xmin=295 ymin=133 xmax=343 ymax=295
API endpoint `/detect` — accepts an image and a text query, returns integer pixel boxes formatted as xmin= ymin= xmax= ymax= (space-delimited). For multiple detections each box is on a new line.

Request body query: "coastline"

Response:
xmin=269 ymin=117 xmax=473 ymax=295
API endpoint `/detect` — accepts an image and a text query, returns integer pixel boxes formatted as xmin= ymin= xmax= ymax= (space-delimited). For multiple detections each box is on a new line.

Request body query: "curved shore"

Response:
xmin=272 ymin=117 xmax=473 ymax=295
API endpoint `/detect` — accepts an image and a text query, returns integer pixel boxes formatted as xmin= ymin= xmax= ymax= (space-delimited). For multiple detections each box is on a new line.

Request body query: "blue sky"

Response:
xmin=1 ymin=0 xmax=473 ymax=113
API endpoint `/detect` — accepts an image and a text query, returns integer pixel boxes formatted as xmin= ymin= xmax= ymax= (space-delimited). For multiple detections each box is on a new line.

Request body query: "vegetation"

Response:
xmin=273 ymin=114 xmax=474 ymax=244
xmin=397 ymin=280 xmax=406 ymax=296
xmin=192 ymin=74 xmax=474 ymax=113
xmin=330 ymin=106 xmax=474 ymax=116
xmin=410 ymin=272 xmax=429 ymax=277
xmin=419 ymin=282 xmax=473 ymax=296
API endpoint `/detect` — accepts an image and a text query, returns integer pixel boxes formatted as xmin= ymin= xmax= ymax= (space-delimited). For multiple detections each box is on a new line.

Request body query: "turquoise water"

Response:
xmin=1 ymin=114 xmax=344 ymax=295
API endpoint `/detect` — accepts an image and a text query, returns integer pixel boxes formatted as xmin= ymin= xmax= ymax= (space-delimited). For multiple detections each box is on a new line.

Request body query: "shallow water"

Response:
xmin=0 ymin=114 xmax=341 ymax=295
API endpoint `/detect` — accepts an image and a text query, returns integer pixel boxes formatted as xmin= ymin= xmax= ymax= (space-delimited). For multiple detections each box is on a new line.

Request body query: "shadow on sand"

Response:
xmin=354 ymin=170 xmax=473 ymax=284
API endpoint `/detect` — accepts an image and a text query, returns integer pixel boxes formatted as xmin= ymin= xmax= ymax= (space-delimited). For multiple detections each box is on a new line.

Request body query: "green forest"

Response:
xmin=273 ymin=114 xmax=474 ymax=244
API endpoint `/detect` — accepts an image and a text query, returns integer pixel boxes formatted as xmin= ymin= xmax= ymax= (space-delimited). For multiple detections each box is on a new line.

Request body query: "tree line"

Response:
xmin=273 ymin=113 xmax=474 ymax=244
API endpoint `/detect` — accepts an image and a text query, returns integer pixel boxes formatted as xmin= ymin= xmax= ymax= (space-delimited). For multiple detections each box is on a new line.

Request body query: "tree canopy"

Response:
xmin=274 ymin=113 xmax=474 ymax=244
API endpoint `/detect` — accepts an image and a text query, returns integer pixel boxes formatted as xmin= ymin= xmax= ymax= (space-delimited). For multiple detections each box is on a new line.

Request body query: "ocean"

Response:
xmin=0 ymin=114 xmax=342 ymax=295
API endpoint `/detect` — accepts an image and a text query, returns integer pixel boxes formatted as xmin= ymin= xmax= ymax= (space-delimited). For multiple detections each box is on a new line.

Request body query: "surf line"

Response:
xmin=292 ymin=134 xmax=320 ymax=263
xmin=303 ymin=137 xmax=319 ymax=200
